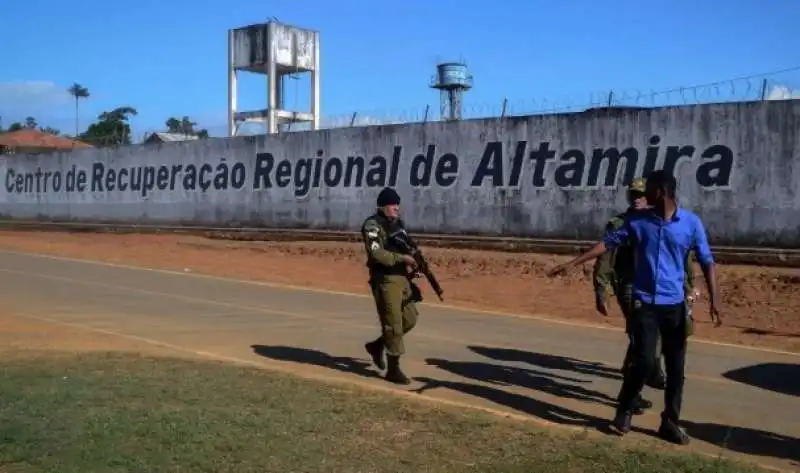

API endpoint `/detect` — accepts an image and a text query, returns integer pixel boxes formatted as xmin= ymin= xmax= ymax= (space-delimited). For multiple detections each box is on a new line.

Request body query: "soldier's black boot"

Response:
xmin=385 ymin=355 xmax=411 ymax=385
xmin=364 ymin=337 xmax=386 ymax=371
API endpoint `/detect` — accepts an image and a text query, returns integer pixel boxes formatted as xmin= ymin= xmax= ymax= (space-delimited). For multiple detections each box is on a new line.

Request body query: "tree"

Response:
xmin=165 ymin=115 xmax=208 ymax=138
xmin=68 ymin=83 xmax=91 ymax=137
xmin=1 ymin=117 xmax=59 ymax=135
xmin=80 ymin=106 xmax=138 ymax=147
xmin=40 ymin=126 xmax=61 ymax=135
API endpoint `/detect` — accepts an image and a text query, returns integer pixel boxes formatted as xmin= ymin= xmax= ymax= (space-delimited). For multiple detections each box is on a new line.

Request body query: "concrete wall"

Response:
xmin=1 ymin=100 xmax=799 ymax=247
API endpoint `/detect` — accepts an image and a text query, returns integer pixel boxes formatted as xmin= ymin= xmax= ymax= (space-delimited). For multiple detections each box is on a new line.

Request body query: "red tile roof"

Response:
xmin=0 ymin=129 xmax=93 ymax=150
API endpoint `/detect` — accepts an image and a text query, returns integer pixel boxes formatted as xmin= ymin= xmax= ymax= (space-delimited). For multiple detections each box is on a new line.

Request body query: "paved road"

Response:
xmin=0 ymin=251 xmax=797 ymax=471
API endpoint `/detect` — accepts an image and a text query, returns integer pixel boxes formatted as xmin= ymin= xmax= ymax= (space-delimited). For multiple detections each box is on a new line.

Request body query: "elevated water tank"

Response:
xmin=432 ymin=62 xmax=473 ymax=89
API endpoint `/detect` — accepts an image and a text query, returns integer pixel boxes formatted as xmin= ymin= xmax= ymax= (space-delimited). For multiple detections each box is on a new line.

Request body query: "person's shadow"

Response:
xmin=411 ymin=375 xmax=621 ymax=434
xmin=722 ymin=362 xmax=800 ymax=397
xmin=424 ymin=357 xmax=618 ymax=408
xmin=414 ymin=347 xmax=629 ymax=436
xmin=468 ymin=345 xmax=623 ymax=381
xmin=248 ymin=344 xmax=623 ymax=434
xmin=248 ymin=344 xmax=798 ymax=464
xmin=682 ymin=421 xmax=800 ymax=465
xmin=250 ymin=344 xmax=381 ymax=380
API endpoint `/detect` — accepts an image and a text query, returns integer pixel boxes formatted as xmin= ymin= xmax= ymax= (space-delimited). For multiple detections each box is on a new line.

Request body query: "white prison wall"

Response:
xmin=1 ymin=100 xmax=798 ymax=247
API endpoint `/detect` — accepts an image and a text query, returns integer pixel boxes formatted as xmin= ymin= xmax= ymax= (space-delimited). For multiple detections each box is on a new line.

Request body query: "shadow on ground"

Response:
xmin=249 ymin=343 xmax=798 ymax=464
xmin=468 ymin=345 xmax=623 ymax=381
xmin=411 ymin=374 xmax=620 ymax=434
xmin=249 ymin=343 xmax=625 ymax=435
xmin=421 ymin=357 xmax=617 ymax=408
xmin=722 ymin=362 xmax=800 ymax=397
xmin=250 ymin=344 xmax=381 ymax=380
xmin=740 ymin=327 xmax=800 ymax=338
xmin=413 ymin=345 xmax=630 ymax=434
xmin=683 ymin=421 xmax=800 ymax=466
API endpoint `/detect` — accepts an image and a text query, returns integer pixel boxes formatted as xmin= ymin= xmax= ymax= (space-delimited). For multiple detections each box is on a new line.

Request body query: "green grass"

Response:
xmin=0 ymin=351 xmax=767 ymax=473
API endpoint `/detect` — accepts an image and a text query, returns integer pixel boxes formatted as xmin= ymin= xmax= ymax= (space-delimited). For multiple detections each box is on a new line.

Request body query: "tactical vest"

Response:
xmin=609 ymin=212 xmax=637 ymax=284
xmin=367 ymin=213 xmax=407 ymax=276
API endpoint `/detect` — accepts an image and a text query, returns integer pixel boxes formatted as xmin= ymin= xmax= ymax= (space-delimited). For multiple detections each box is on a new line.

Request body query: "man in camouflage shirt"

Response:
xmin=593 ymin=178 xmax=697 ymax=409
xmin=361 ymin=187 xmax=420 ymax=385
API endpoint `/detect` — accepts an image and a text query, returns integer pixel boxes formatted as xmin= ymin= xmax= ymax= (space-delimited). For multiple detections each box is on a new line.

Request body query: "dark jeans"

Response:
xmin=617 ymin=287 xmax=664 ymax=384
xmin=617 ymin=299 xmax=688 ymax=423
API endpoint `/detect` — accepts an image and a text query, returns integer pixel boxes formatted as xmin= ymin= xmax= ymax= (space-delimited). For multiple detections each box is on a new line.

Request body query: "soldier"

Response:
xmin=361 ymin=187 xmax=419 ymax=385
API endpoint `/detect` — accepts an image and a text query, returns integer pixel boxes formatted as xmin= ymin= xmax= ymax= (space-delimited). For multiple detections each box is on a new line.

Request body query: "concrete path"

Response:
xmin=0 ymin=250 xmax=797 ymax=471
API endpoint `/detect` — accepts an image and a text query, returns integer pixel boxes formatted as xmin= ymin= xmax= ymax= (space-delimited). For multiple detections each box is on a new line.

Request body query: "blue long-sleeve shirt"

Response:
xmin=602 ymin=208 xmax=714 ymax=305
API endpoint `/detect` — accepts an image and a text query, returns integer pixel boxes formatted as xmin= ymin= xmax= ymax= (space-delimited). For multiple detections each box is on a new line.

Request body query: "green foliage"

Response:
xmin=67 ymin=83 xmax=90 ymax=100
xmin=79 ymin=106 xmax=138 ymax=147
xmin=39 ymin=126 xmax=60 ymax=136
xmin=3 ymin=93 xmax=208 ymax=147
xmin=165 ymin=115 xmax=209 ymax=138
xmin=67 ymin=83 xmax=90 ymax=137
xmin=0 ymin=117 xmax=60 ymax=136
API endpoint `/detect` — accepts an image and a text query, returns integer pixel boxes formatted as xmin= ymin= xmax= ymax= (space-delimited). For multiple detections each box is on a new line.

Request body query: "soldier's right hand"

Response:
xmin=401 ymin=254 xmax=416 ymax=266
xmin=546 ymin=263 xmax=570 ymax=277
xmin=709 ymin=304 xmax=723 ymax=327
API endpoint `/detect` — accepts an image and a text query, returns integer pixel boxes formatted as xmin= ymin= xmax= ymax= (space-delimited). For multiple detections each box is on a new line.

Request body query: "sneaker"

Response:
xmin=611 ymin=409 xmax=632 ymax=435
xmin=658 ymin=420 xmax=690 ymax=445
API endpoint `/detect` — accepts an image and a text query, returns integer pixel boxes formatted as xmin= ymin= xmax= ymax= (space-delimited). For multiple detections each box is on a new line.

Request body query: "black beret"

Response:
xmin=377 ymin=187 xmax=401 ymax=207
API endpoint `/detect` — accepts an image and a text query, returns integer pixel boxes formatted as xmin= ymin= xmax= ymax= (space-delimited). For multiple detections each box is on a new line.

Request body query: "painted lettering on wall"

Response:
xmin=3 ymin=134 xmax=734 ymax=196
xmin=4 ymin=161 xmax=248 ymax=197
xmin=252 ymin=147 xmax=403 ymax=198
xmin=469 ymin=135 xmax=733 ymax=189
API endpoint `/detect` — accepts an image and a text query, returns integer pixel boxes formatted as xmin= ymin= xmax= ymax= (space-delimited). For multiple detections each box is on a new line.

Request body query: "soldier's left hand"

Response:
xmin=401 ymin=254 xmax=416 ymax=266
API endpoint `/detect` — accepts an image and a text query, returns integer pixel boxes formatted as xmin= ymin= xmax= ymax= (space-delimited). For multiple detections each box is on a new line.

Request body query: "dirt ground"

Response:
xmin=1 ymin=230 xmax=798 ymax=353
xmin=0 ymin=311 xmax=180 ymax=359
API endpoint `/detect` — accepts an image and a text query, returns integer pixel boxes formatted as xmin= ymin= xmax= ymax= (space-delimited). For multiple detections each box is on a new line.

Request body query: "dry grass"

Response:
xmin=0 ymin=351 xmax=770 ymax=473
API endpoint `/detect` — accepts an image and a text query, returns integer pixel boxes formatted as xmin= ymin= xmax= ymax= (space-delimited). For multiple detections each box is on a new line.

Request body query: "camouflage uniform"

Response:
xmin=593 ymin=178 xmax=696 ymax=388
xmin=361 ymin=188 xmax=419 ymax=385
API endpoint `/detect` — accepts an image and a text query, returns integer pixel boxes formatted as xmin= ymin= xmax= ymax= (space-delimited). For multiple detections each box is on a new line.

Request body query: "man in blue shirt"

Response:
xmin=547 ymin=170 xmax=722 ymax=445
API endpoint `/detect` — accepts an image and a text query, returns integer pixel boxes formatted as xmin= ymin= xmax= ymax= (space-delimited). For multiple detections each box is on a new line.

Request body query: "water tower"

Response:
xmin=430 ymin=62 xmax=473 ymax=121
xmin=227 ymin=20 xmax=320 ymax=136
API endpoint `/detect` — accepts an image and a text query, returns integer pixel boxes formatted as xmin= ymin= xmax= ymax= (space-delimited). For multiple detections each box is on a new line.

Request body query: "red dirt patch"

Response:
xmin=0 ymin=311 xmax=182 ymax=358
xmin=0 ymin=231 xmax=798 ymax=352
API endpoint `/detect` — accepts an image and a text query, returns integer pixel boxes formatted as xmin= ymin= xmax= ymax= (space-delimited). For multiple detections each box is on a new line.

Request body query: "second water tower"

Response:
xmin=430 ymin=62 xmax=473 ymax=121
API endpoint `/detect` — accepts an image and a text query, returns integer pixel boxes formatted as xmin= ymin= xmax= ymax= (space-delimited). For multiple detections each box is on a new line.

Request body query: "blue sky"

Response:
xmin=1 ymin=0 xmax=799 ymax=139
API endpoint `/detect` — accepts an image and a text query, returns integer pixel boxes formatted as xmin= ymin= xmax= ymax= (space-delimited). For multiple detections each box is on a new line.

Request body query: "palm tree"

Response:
xmin=67 ymin=83 xmax=90 ymax=137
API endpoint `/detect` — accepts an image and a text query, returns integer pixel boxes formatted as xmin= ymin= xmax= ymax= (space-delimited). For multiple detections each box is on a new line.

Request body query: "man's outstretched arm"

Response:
xmin=547 ymin=223 xmax=631 ymax=277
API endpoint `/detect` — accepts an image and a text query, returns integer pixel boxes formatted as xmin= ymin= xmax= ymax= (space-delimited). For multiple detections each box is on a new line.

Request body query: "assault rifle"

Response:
xmin=388 ymin=226 xmax=444 ymax=302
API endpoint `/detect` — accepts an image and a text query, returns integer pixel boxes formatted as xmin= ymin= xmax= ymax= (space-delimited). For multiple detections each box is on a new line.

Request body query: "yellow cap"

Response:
xmin=628 ymin=178 xmax=646 ymax=193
